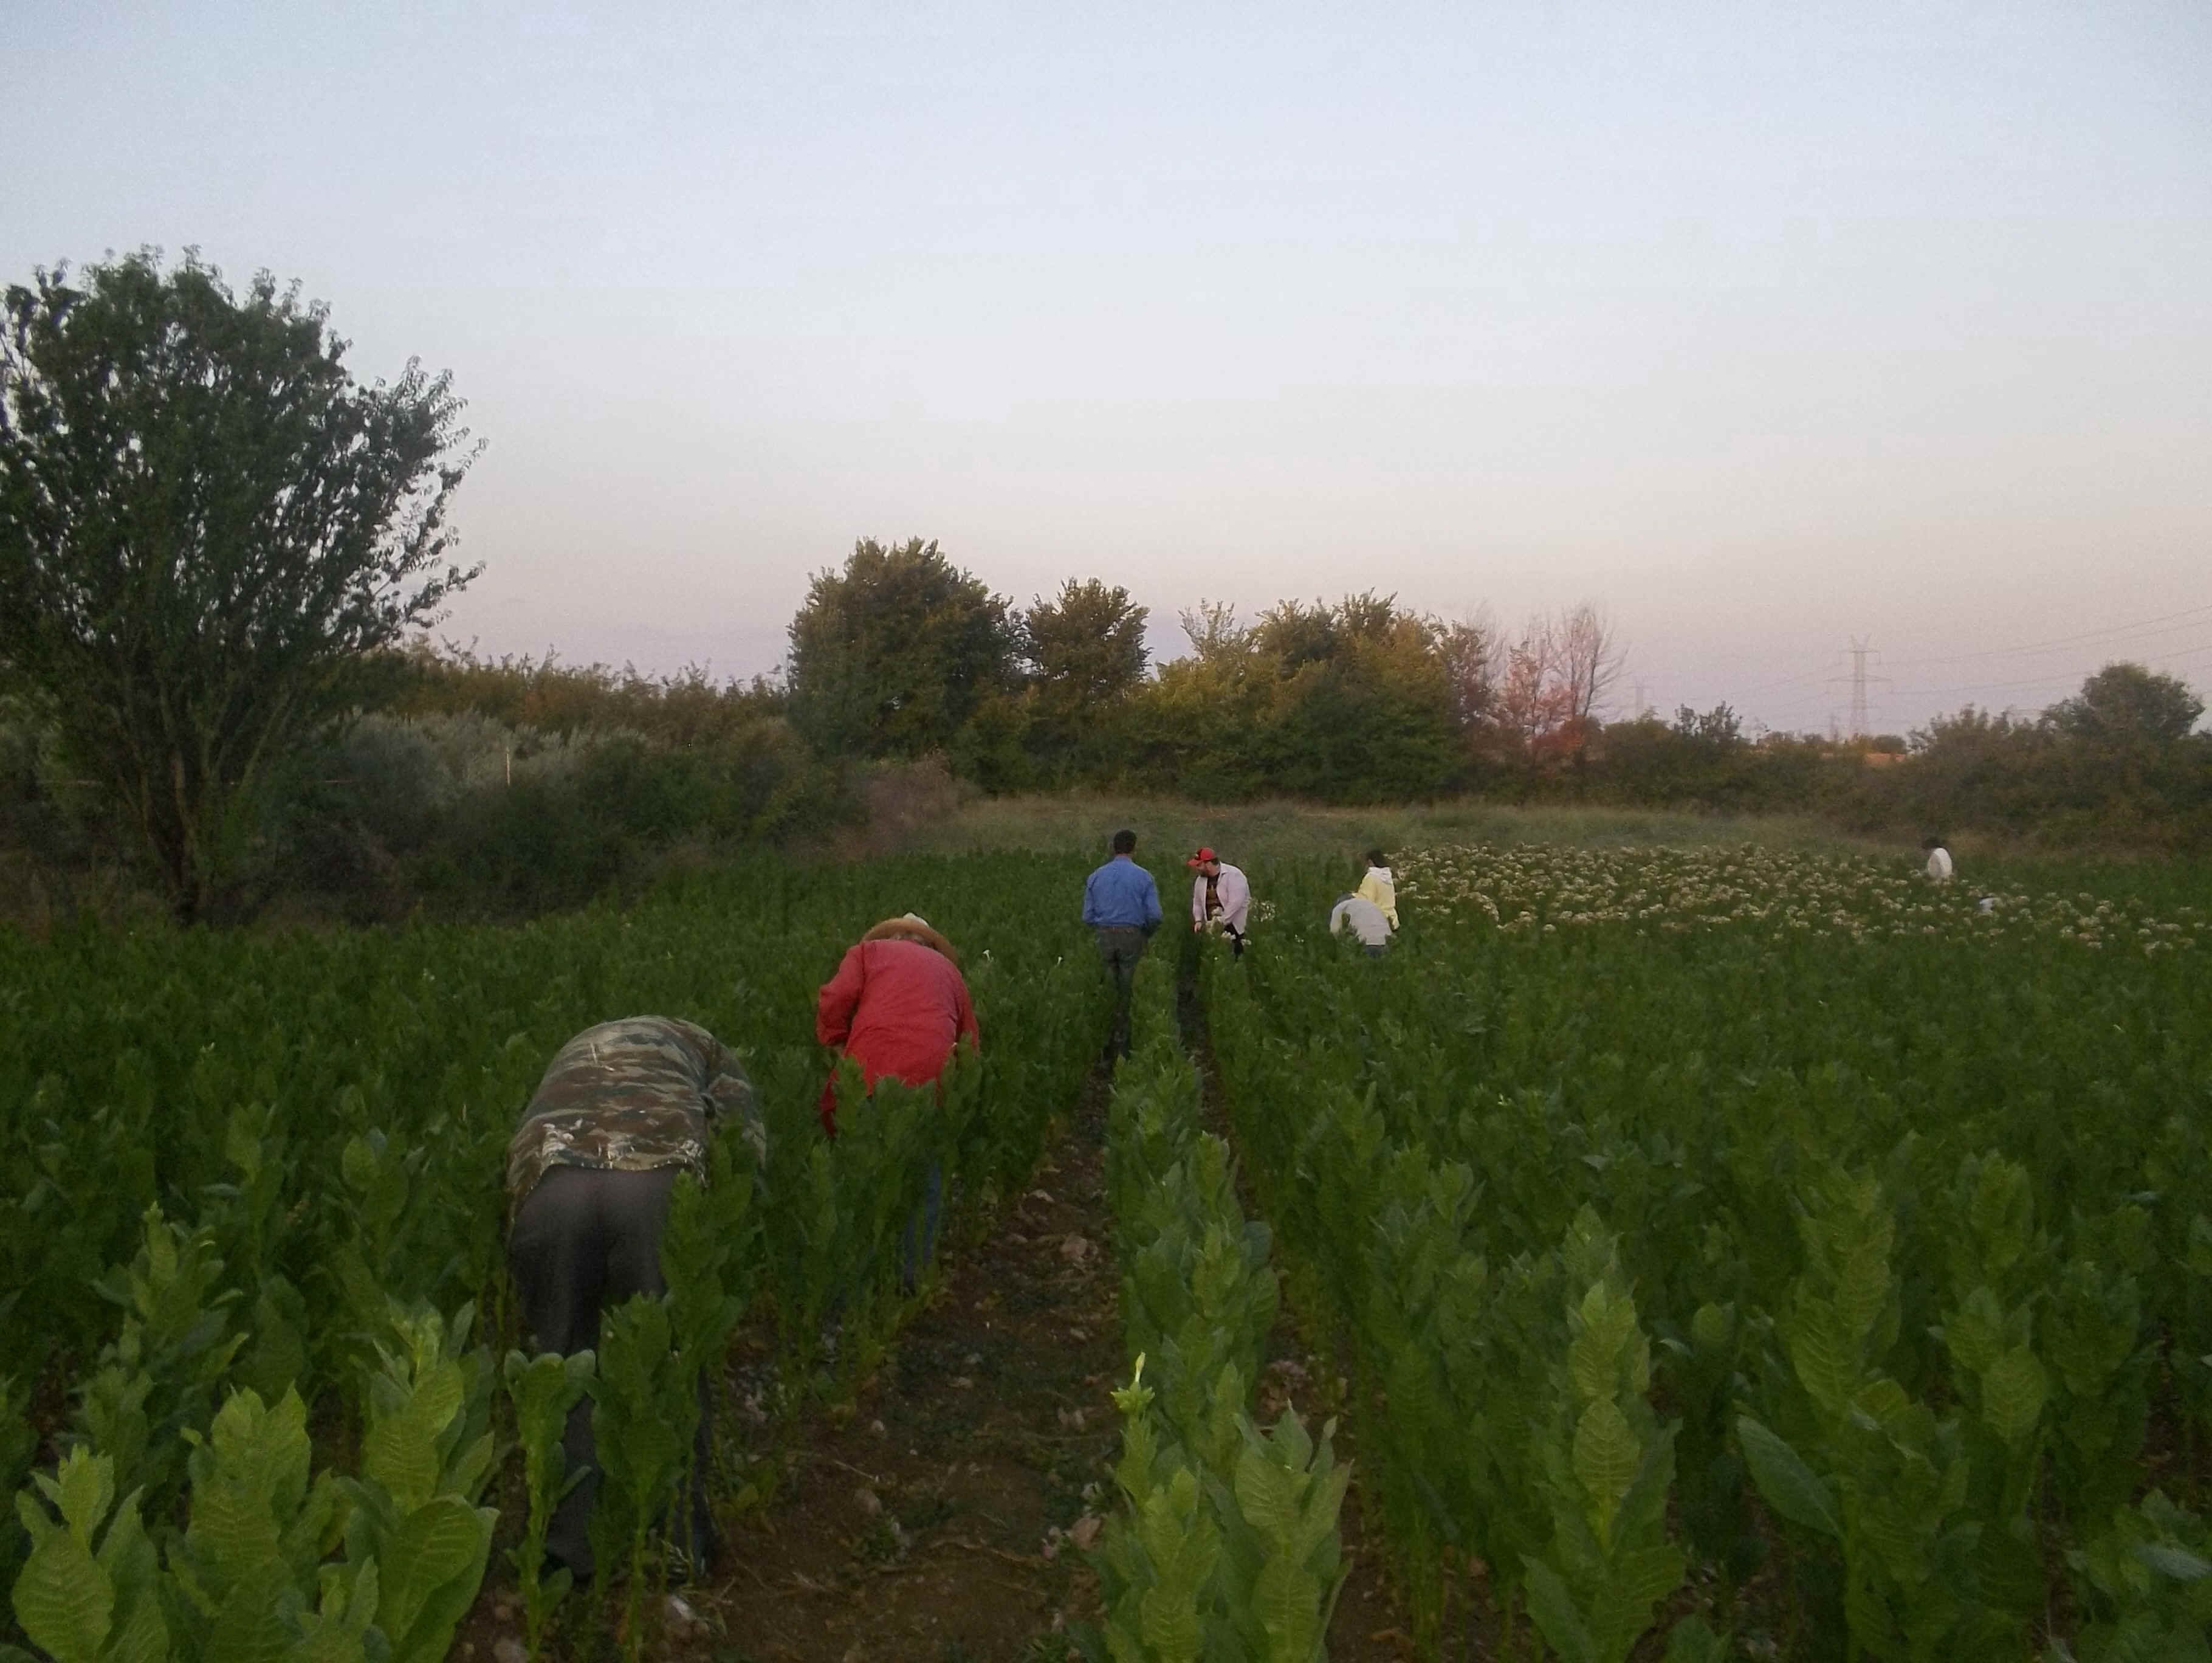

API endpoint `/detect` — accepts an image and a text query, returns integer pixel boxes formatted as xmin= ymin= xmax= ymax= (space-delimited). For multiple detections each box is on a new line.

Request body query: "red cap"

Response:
xmin=1186 ymin=847 xmax=1217 ymax=867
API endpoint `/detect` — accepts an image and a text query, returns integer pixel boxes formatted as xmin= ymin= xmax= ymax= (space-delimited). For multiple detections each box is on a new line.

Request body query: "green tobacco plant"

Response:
xmin=587 ymin=1294 xmax=694 ymax=1662
xmin=2042 ymin=1252 xmax=2150 ymax=1531
xmin=1118 ymin=1143 xmax=1279 ymax=1478
xmin=1212 ymin=1408 xmax=1352 ymax=1663
xmin=331 ymin=1301 xmax=500 ymax=1663
xmin=1088 ymin=948 xmax=1348 ymax=1661
xmin=70 ymin=1203 xmax=244 ymax=1522
xmin=1658 ymin=1298 xmax=1764 ymax=1588
xmin=1522 ymin=1214 xmax=1685 ymax=1663
xmin=503 ymin=1347 xmax=595 ymax=1661
xmin=11 ymin=1448 xmax=167 ymax=1663
xmin=1350 ymin=1143 xmax=1492 ymax=1641
xmin=2058 ymin=1491 xmax=2212 ymax=1662
xmin=1081 ymin=1358 xmax=1224 ymax=1663
xmin=658 ymin=1123 xmax=763 ymax=1537
xmin=160 ymin=1388 xmax=349 ymax=1660
xmin=12 ymin=1355 xmax=495 ymax=1663
xmin=1932 ymin=1152 xmax=2056 ymax=1639
xmin=1739 ymin=1166 xmax=1993 ymax=1659
xmin=0 ymin=1373 xmax=35 ymax=1605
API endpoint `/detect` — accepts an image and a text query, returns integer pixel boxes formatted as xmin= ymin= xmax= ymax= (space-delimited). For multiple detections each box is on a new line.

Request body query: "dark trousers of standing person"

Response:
xmin=507 ymin=1163 xmax=716 ymax=1582
xmin=1095 ymin=926 xmax=1149 ymax=1060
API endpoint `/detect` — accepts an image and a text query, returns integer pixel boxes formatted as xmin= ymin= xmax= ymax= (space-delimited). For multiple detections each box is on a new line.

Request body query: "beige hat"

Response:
xmin=862 ymin=914 xmax=959 ymax=962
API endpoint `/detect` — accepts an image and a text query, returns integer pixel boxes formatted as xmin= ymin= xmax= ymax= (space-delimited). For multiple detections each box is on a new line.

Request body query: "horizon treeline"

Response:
xmin=7 ymin=535 xmax=2208 ymax=924
xmin=389 ymin=537 xmax=2211 ymax=837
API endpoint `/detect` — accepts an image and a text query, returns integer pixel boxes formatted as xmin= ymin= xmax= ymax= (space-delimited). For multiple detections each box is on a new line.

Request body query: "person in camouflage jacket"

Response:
xmin=506 ymin=1014 xmax=764 ymax=1580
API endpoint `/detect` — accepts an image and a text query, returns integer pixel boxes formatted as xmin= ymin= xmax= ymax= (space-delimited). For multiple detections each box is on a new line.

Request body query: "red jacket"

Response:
xmin=814 ymin=938 xmax=979 ymax=1134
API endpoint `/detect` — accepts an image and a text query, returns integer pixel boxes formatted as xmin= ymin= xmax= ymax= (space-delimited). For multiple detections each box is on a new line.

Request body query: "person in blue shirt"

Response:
xmin=1082 ymin=828 xmax=1163 ymax=1061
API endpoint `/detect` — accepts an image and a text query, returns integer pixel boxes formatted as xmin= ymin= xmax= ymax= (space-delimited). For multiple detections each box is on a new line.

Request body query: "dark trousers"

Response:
xmin=507 ymin=1164 xmax=714 ymax=1579
xmin=1096 ymin=927 xmax=1149 ymax=1058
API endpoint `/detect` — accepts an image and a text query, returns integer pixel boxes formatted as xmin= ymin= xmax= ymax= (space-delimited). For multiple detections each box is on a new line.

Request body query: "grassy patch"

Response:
xmin=881 ymin=789 xmax=1880 ymax=863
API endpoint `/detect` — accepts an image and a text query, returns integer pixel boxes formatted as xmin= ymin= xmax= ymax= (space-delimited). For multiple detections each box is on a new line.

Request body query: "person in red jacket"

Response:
xmin=816 ymin=913 xmax=979 ymax=1287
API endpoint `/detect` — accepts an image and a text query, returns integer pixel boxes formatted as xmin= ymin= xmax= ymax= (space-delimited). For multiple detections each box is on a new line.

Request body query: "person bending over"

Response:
xmin=1187 ymin=846 xmax=1251 ymax=957
xmin=506 ymin=1014 xmax=764 ymax=1582
xmin=816 ymin=913 xmax=979 ymax=1285
xmin=1330 ymin=891 xmax=1393 ymax=956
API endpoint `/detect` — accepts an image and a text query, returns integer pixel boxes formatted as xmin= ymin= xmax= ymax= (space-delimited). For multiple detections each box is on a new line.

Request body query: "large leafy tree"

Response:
xmin=785 ymin=538 xmax=1018 ymax=760
xmin=1020 ymin=578 xmax=1149 ymax=778
xmin=2045 ymin=663 xmax=2203 ymax=748
xmin=1022 ymin=578 xmax=1149 ymax=706
xmin=0 ymin=251 xmax=479 ymax=920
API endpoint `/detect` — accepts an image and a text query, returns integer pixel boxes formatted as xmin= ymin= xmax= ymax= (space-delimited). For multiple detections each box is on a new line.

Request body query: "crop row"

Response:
xmin=1076 ymin=951 xmax=1349 ymax=1663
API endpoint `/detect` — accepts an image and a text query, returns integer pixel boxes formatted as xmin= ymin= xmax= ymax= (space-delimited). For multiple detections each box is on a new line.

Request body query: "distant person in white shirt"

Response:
xmin=1187 ymin=846 xmax=1252 ymax=957
xmin=1923 ymin=836 xmax=1954 ymax=883
xmin=1330 ymin=893 xmax=1393 ymax=956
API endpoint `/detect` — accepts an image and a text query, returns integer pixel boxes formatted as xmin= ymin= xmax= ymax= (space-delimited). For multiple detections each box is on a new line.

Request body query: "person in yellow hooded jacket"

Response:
xmin=1356 ymin=849 xmax=1398 ymax=929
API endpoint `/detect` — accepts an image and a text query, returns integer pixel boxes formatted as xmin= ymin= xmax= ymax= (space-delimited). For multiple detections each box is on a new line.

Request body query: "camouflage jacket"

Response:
xmin=506 ymin=1016 xmax=763 ymax=1202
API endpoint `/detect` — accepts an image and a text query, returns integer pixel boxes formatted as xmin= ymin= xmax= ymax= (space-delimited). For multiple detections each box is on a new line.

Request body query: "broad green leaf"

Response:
xmin=191 ymin=1464 xmax=286 ymax=1593
xmin=1232 ymin=1443 xmax=1300 ymax=1548
xmin=203 ymin=1579 xmax=292 ymax=1663
xmin=377 ymin=1496 xmax=492 ymax=1647
xmin=1736 ymin=1417 xmax=1841 ymax=1540
xmin=1523 ymin=1560 xmax=1598 ymax=1663
xmin=1943 ymin=1286 xmax=2008 ymax=1377
xmin=385 ymin=1506 xmax=495 ymax=1663
xmin=361 ymin=1359 xmax=465 ymax=1515
xmin=1982 ymin=1346 xmax=2049 ymax=1445
xmin=54 ymin=1450 xmax=116 ymax=1548
xmin=1788 ymin=1303 xmax=1859 ymax=1418
xmin=2137 ymin=1541 xmax=2212 ymax=1582
xmin=103 ymin=1593 xmax=168 ymax=1663
xmin=1251 ymin=1552 xmax=1321 ymax=1661
xmin=1571 ymin=1399 xmax=1640 ymax=1517
xmin=11 ymin=1526 xmax=112 ymax=1663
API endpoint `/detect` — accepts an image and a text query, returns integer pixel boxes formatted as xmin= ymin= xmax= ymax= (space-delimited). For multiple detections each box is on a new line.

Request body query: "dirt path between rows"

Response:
xmin=692 ymin=1076 xmax=1129 ymax=1663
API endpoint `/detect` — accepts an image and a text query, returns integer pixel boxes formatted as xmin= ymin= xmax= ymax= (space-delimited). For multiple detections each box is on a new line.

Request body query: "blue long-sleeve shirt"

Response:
xmin=1083 ymin=856 xmax=1163 ymax=931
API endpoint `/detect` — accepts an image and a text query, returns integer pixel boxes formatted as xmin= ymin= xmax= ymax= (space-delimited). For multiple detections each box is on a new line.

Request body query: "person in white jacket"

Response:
xmin=1330 ymin=892 xmax=1392 ymax=955
xmin=1187 ymin=847 xmax=1251 ymax=955
xmin=1923 ymin=836 xmax=1954 ymax=883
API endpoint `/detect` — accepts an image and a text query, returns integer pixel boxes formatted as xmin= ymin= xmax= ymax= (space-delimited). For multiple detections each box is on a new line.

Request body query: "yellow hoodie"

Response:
xmin=1356 ymin=866 xmax=1398 ymax=929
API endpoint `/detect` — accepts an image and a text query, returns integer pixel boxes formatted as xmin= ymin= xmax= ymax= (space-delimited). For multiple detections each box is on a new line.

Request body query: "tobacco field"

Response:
xmin=1204 ymin=844 xmax=2212 ymax=1660
xmin=0 ymin=853 xmax=1107 ymax=1662
xmin=6 ymin=837 xmax=2212 ymax=1661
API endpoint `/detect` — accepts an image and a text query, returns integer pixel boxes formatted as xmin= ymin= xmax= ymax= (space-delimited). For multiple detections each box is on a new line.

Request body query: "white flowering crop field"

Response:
xmin=1399 ymin=841 xmax=2200 ymax=952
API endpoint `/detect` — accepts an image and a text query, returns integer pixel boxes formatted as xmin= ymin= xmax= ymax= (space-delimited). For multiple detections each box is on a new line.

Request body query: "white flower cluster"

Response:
xmin=1393 ymin=843 xmax=2202 ymax=954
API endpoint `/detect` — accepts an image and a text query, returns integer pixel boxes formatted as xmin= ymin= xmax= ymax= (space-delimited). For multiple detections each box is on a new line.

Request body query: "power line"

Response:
xmin=1888 ymin=636 xmax=2212 ymax=699
xmin=1879 ymin=600 xmax=2212 ymax=670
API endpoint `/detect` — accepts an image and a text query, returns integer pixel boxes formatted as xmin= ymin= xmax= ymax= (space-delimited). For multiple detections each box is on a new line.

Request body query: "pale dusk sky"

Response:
xmin=6 ymin=1 xmax=2209 ymax=734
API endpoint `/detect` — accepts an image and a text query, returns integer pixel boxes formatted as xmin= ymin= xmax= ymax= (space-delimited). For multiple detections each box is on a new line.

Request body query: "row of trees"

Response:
xmin=777 ymin=536 xmax=2212 ymax=844
xmin=781 ymin=537 xmax=1638 ymax=798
